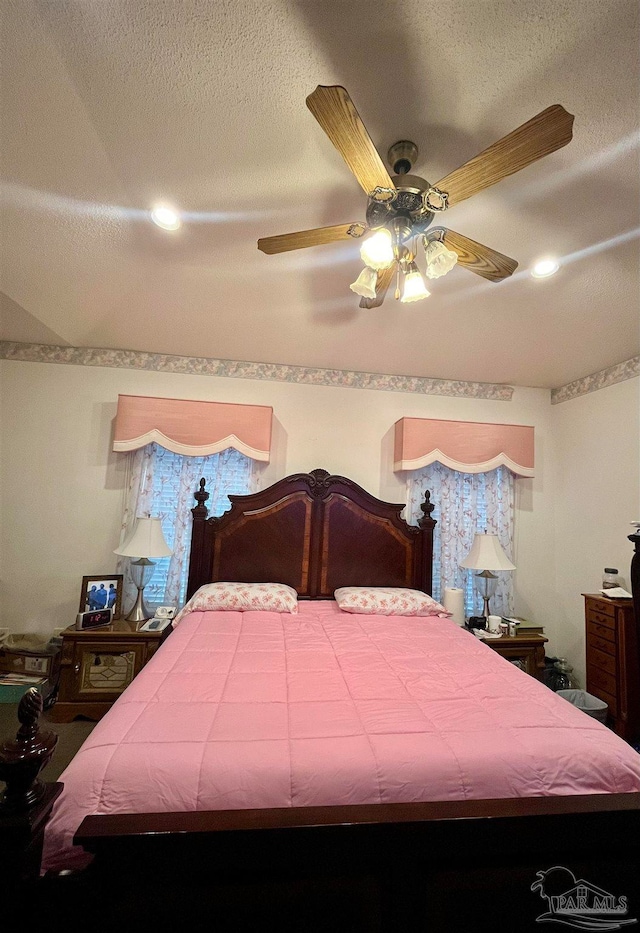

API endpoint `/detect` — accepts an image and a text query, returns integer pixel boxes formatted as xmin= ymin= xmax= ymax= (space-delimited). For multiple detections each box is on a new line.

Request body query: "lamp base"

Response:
xmin=124 ymin=586 xmax=151 ymax=623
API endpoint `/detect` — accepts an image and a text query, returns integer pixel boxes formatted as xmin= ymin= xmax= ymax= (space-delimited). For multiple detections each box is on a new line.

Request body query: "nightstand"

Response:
xmin=49 ymin=620 xmax=170 ymax=722
xmin=484 ymin=632 xmax=548 ymax=681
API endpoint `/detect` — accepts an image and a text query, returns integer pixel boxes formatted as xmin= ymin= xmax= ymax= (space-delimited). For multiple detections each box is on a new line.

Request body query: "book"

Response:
xmin=599 ymin=587 xmax=632 ymax=599
xmin=0 ymin=672 xmax=47 ymax=685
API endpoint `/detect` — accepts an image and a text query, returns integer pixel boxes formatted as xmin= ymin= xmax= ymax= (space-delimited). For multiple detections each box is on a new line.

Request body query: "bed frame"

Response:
xmin=7 ymin=471 xmax=640 ymax=931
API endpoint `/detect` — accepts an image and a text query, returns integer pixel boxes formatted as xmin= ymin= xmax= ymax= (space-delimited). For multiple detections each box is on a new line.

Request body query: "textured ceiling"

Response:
xmin=2 ymin=0 xmax=639 ymax=388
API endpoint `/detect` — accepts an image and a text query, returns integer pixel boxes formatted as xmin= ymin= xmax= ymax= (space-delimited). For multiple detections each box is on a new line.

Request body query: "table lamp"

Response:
xmin=114 ymin=518 xmax=172 ymax=622
xmin=460 ymin=532 xmax=515 ymax=619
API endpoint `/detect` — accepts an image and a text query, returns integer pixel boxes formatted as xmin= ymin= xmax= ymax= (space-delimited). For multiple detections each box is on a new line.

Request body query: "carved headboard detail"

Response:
xmin=186 ymin=469 xmax=436 ymax=600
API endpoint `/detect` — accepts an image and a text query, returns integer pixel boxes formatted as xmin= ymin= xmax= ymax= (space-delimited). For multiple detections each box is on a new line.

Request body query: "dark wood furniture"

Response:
xmin=583 ymin=592 xmax=639 ymax=741
xmin=0 ymin=688 xmax=63 ymax=884
xmin=186 ymin=468 xmax=435 ymax=600
xmin=34 ymin=473 xmax=640 ymax=930
xmin=484 ymin=631 xmax=548 ymax=680
xmin=50 ymin=620 xmax=169 ymax=722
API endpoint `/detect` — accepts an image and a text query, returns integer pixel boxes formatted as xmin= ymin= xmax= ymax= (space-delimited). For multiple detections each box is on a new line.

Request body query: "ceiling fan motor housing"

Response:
xmin=366 ymin=171 xmax=435 ymax=237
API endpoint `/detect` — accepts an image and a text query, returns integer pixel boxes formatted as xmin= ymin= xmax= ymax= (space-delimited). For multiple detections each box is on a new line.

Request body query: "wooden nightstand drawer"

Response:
xmin=586 ymin=608 xmax=615 ymax=630
xmin=587 ymin=663 xmax=617 ymax=699
xmin=485 ymin=634 xmax=547 ymax=681
xmin=50 ymin=620 xmax=170 ymax=722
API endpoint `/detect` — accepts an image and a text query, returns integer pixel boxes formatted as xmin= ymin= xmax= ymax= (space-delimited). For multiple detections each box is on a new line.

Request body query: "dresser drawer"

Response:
xmin=587 ymin=664 xmax=617 ymax=699
xmin=589 ymin=599 xmax=615 ymax=618
xmin=586 ymin=608 xmax=615 ymax=630
xmin=586 ymin=619 xmax=616 ymax=645
xmin=588 ymin=646 xmax=617 ymax=677
xmin=586 ymin=628 xmax=616 ymax=655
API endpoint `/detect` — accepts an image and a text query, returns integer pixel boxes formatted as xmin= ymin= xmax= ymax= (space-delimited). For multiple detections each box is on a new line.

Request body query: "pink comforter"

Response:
xmin=43 ymin=602 xmax=640 ymax=871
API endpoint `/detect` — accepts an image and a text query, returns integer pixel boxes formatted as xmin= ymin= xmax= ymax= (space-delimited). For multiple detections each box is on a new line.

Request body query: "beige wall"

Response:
xmin=3 ymin=358 xmax=637 ymax=685
xmin=551 ymin=376 xmax=640 ymax=685
xmin=0 ymin=359 xmax=561 ymax=646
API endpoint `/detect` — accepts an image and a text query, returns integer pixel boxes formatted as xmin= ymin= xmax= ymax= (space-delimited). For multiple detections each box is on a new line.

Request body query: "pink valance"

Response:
xmin=393 ymin=417 xmax=534 ymax=477
xmin=113 ymin=395 xmax=273 ymax=462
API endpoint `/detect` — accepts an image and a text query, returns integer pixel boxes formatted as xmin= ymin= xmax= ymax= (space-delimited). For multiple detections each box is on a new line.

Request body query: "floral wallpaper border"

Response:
xmin=2 ymin=341 xmax=636 ymax=404
xmin=551 ymin=356 xmax=640 ymax=404
xmin=0 ymin=341 xmax=514 ymax=401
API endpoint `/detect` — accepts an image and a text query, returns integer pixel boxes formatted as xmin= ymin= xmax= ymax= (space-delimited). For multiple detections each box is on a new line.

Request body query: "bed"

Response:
xmin=38 ymin=470 xmax=640 ymax=930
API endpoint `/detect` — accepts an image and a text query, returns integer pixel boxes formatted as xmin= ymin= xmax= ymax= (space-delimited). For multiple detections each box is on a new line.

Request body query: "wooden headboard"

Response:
xmin=186 ymin=468 xmax=436 ymax=600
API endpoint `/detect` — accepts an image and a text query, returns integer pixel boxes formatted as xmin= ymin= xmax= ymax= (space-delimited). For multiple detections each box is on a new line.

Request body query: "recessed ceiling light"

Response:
xmin=150 ymin=204 xmax=181 ymax=231
xmin=531 ymin=258 xmax=559 ymax=278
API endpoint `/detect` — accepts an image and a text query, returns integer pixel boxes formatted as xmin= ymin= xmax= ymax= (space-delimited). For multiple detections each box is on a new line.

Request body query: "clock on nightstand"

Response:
xmin=49 ymin=619 xmax=170 ymax=722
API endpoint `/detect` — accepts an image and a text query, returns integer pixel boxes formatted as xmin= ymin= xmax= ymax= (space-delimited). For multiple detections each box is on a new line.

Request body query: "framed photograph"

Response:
xmin=79 ymin=574 xmax=123 ymax=620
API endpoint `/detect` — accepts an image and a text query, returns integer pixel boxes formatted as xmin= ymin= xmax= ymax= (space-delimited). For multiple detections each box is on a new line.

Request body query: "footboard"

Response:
xmin=63 ymin=794 xmax=640 ymax=932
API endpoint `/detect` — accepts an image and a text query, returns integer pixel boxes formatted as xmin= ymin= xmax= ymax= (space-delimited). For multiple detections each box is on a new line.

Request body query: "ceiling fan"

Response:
xmin=257 ymin=86 xmax=574 ymax=308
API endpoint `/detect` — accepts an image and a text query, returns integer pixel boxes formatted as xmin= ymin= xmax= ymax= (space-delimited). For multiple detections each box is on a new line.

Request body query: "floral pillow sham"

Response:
xmin=174 ymin=581 xmax=298 ymax=623
xmin=334 ymin=586 xmax=450 ymax=617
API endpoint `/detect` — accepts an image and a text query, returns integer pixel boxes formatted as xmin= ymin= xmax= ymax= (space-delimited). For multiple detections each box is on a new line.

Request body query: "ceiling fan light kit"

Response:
xmin=349 ymin=265 xmax=378 ymax=299
xmin=359 ymin=228 xmax=394 ymax=270
xmin=424 ymin=239 xmax=459 ymax=280
xmin=400 ymin=263 xmax=431 ymax=303
xmin=257 ymin=85 xmax=574 ymax=309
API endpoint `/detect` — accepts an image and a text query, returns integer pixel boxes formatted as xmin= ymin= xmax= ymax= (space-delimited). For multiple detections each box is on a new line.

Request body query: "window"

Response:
xmin=406 ymin=462 xmax=515 ymax=618
xmin=118 ymin=444 xmax=256 ymax=608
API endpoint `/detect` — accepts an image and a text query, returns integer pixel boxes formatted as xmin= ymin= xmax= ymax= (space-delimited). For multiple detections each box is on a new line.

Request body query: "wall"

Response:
xmin=0 ymin=358 xmax=560 ymax=647
xmin=551 ymin=376 xmax=640 ymax=685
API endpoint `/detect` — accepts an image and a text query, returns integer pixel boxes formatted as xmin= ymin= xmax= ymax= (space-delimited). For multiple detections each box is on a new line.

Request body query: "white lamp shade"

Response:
xmin=424 ymin=240 xmax=458 ymax=279
xmin=349 ymin=265 xmax=378 ymax=299
xmin=114 ymin=517 xmax=172 ymax=558
xmin=359 ymin=229 xmax=394 ymax=270
xmin=400 ymin=269 xmax=430 ymax=303
xmin=460 ymin=533 xmax=515 ymax=571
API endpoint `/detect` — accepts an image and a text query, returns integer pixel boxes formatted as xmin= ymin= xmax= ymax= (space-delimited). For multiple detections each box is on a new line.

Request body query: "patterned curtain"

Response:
xmin=406 ymin=463 xmax=515 ymax=618
xmin=117 ymin=444 xmax=257 ymax=609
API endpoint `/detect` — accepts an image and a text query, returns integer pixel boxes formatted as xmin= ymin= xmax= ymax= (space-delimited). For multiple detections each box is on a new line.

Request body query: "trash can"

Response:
xmin=557 ymin=689 xmax=608 ymax=724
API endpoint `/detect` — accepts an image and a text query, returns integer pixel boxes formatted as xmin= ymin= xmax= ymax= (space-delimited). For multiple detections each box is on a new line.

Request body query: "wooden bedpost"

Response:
xmin=0 ymin=688 xmax=62 ymax=882
xmin=186 ymin=478 xmax=210 ymax=600
xmin=417 ymin=490 xmax=436 ymax=595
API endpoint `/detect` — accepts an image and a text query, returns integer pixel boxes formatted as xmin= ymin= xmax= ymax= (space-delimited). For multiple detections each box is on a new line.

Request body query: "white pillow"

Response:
xmin=174 ymin=582 xmax=298 ymax=624
xmin=334 ymin=586 xmax=450 ymax=617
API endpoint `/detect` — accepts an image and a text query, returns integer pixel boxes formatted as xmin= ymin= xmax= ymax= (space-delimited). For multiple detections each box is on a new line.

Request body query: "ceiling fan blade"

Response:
xmin=441 ymin=229 xmax=518 ymax=281
xmin=433 ymin=105 xmax=574 ymax=208
xmin=359 ymin=263 xmax=396 ymax=309
xmin=257 ymin=222 xmax=366 ymax=255
xmin=306 ymin=85 xmax=396 ymax=199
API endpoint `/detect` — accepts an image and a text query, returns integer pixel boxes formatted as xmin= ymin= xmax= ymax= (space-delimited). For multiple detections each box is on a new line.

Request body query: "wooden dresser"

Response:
xmin=583 ymin=593 xmax=639 ymax=742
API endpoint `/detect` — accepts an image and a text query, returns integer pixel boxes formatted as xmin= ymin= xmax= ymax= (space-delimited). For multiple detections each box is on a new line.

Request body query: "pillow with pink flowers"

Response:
xmin=174 ymin=582 xmax=298 ymax=624
xmin=334 ymin=586 xmax=450 ymax=617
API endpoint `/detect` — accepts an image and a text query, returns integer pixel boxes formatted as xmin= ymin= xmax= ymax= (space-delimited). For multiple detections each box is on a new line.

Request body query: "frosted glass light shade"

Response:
xmin=350 ymin=265 xmax=378 ymax=298
xmin=400 ymin=269 xmax=430 ymax=303
xmin=460 ymin=533 xmax=515 ymax=571
xmin=114 ymin=517 xmax=173 ymax=558
xmin=425 ymin=240 xmax=458 ymax=279
xmin=360 ymin=229 xmax=394 ymax=270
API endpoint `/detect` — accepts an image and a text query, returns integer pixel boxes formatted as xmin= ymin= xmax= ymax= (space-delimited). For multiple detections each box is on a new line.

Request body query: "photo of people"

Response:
xmin=80 ymin=575 xmax=123 ymax=620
